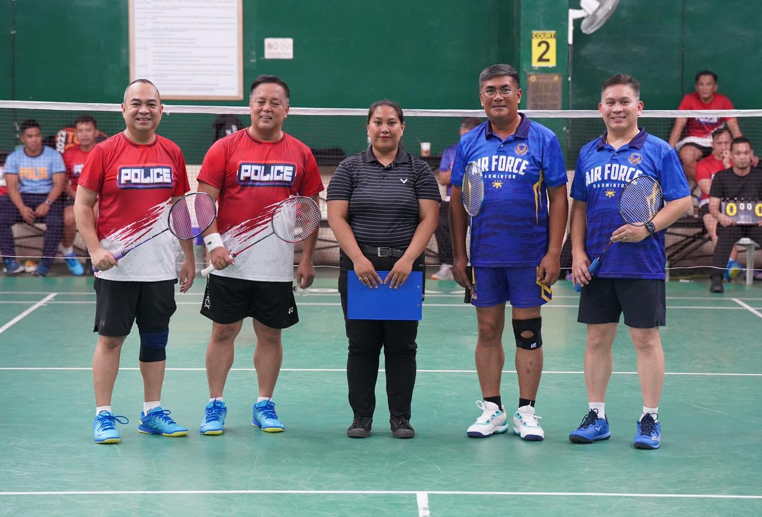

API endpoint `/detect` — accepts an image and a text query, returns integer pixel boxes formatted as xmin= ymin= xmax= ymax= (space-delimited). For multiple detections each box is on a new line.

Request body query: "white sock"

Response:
xmin=589 ymin=402 xmax=605 ymax=420
xmin=641 ymin=406 xmax=659 ymax=421
xmin=144 ymin=401 xmax=161 ymax=413
xmin=257 ymin=396 xmax=271 ymax=403
xmin=96 ymin=405 xmax=112 ymax=416
xmin=209 ymin=397 xmax=224 ymax=403
xmin=63 ymin=246 xmax=74 ymax=256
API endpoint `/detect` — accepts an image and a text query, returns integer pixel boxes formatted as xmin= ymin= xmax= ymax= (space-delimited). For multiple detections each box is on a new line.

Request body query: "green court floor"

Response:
xmin=1 ymin=273 xmax=761 ymax=516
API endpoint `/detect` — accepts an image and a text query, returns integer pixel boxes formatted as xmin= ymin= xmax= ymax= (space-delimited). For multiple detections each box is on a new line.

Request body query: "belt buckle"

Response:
xmin=377 ymin=247 xmax=391 ymax=257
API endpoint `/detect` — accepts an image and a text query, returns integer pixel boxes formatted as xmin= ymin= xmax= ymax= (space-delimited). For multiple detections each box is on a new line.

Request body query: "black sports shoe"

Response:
xmin=347 ymin=416 xmax=373 ymax=438
xmin=710 ymin=275 xmax=724 ymax=293
xmin=390 ymin=416 xmax=415 ymax=439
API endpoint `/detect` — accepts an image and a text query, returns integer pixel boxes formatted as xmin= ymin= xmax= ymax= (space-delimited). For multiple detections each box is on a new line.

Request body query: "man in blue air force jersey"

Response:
xmin=450 ymin=64 xmax=568 ymax=441
xmin=568 ymin=74 xmax=691 ymax=450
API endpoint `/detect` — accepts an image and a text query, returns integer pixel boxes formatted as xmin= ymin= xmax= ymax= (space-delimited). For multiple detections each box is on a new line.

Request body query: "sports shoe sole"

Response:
xmin=634 ymin=440 xmax=659 ymax=450
xmin=138 ymin=426 xmax=189 ymax=437
xmin=513 ymin=428 xmax=545 ymax=441
xmin=252 ymin=421 xmax=285 ymax=433
xmin=94 ymin=437 xmax=121 ymax=444
xmin=200 ymin=429 xmax=224 ymax=436
xmin=347 ymin=428 xmax=371 ymax=438
xmin=569 ymin=432 xmax=611 ymax=443
xmin=466 ymin=423 xmax=510 ymax=438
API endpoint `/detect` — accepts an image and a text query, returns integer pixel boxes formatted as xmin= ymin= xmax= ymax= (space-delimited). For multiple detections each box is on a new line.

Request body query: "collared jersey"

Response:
xmin=450 ymin=115 xmax=567 ymax=267
xmin=78 ymin=133 xmax=190 ymax=282
xmin=63 ymin=146 xmax=94 ymax=192
xmin=327 ymin=147 xmax=441 ymax=248
xmin=3 ymin=146 xmax=66 ymax=194
xmin=197 ymin=129 xmax=324 ymax=282
xmin=571 ymin=128 xmax=690 ymax=280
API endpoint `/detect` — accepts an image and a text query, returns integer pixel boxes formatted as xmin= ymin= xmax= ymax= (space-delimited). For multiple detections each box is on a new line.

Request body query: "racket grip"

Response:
xmin=201 ymin=252 xmax=236 ymax=277
xmin=91 ymin=250 xmax=123 ymax=273
xmin=574 ymin=257 xmax=602 ymax=292
xmin=573 ymin=281 xmax=583 ymax=293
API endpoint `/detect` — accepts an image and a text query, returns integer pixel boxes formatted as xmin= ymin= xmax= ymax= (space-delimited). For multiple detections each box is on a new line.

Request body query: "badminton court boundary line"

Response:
xmin=0 ymin=293 xmax=57 ymax=335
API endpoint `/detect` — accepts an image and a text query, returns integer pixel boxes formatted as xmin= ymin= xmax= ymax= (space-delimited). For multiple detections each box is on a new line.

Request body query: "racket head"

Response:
xmin=168 ymin=192 xmax=217 ymax=240
xmin=462 ymin=162 xmax=485 ymax=217
xmin=619 ymin=175 xmax=663 ymax=226
xmin=271 ymin=197 xmax=322 ymax=243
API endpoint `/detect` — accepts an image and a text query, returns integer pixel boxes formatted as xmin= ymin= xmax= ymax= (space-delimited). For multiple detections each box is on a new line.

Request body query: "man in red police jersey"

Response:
xmin=75 ymin=79 xmax=195 ymax=444
xmin=196 ymin=75 xmax=324 ymax=436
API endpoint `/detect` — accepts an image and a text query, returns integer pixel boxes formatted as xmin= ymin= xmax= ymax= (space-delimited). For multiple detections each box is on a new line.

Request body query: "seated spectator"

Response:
xmin=668 ymin=71 xmax=744 ymax=183
xmin=696 ymin=128 xmax=740 ymax=272
xmin=431 ymin=117 xmax=481 ymax=281
xmin=0 ymin=119 xmax=67 ymax=276
xmin=61 ymin=115 xmax=103 ymax=276
xmin=708 ymin=137 xmax=762 ymax=293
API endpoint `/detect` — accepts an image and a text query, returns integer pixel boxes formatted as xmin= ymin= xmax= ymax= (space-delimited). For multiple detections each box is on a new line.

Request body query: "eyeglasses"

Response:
xmin=481 ymin=87 xmax=516 ymax=98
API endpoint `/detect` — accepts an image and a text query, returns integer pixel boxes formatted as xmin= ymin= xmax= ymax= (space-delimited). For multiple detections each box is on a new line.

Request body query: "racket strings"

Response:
xmin=271 ymin=198 xmax=321 ymax=243
xmin=168 ymin=193 xmax=217 ymax=240
xmin=619 ymin=176 xmax=664 ymax=225
xmin=463 ymin=163 xmax=484 ymax=217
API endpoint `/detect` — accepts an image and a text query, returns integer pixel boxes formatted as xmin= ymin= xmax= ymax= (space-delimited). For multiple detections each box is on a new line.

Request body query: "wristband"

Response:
xmin=204 ymin=232 xmax=224 ymax=252
xmin=645 ymin=221 xmax=656 ymax=235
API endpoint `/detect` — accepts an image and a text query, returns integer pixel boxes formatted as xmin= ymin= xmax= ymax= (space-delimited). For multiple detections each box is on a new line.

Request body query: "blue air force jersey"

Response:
xmin=451 ymin=115 xmax=567 ymax=267
xmin=570 ymin=128 xmax=690 ymax=279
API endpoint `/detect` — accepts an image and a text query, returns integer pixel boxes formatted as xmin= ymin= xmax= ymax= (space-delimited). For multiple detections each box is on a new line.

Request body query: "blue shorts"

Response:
xmin=471 ymin=266 xmax=551 ymax=308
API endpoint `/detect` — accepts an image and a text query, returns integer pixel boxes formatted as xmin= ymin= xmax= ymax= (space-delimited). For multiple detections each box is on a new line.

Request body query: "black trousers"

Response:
xmin=434 ymin=200 xmax=453 ymax=264
xmin=338 ymin=250 xmax=425 ymax=420
xmin=711 ymin=225 xmax=762 ymax=276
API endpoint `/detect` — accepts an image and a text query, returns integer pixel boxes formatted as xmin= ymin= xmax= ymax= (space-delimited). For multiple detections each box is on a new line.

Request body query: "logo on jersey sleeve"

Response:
xmin=237 ymin=162 xmax=296 ymax=187
xmin=117 ymin=166 xmax=174 ymax=189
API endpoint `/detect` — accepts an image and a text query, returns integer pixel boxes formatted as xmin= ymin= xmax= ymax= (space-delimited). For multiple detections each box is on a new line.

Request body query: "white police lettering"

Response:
xmin=118 ymin=166 xmax=173 ymax=188
xmin=73 ymin=164 xmax=84 ymax=176
xmin=585 ymin=165 xmax=643 ymax=187
xmin=238 ymin=163 xmax=295 ymax=186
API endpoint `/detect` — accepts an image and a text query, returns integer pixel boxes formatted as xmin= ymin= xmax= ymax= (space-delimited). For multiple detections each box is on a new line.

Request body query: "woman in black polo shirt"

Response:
xmin=327 ymin=99 xmax=441 ymax=439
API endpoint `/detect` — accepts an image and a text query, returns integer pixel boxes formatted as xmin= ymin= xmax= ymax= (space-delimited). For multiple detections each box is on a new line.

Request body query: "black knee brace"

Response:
xmin=513 ymin=317 xmax=542 ymax=350
xmin=139 ymin=329 xmax=169 ymax=362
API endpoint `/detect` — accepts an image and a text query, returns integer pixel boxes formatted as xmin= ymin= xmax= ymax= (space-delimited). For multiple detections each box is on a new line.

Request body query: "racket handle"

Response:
xmin=200 ymin=252 xmax=236 ymax=278
xmin=91 ymin=250 xmax=124 ymax=273
xmin=573 ymin=281 xmax=583 ymax=293
xmin=574 ymin=257 xmax=602 ymax=292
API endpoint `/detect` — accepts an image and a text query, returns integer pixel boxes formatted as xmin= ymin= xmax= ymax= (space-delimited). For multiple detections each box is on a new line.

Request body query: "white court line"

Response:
xmin=1 ymin=367 xmax=760 ymax=377
xmin=417 ymin=492 xmax=430 ymax=517
xmin=732 ymin=298 xmax=762 ymax=320
xmin=0 ymin=293 xmax=57 ymax=335
xmin=0 ymin=489 xmax=760 ymax=500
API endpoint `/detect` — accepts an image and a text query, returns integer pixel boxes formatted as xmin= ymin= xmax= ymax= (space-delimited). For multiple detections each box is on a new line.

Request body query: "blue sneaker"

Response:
xmin=64 ymin=251 xmax=84 ymax=276
xmin=33 ymin=258 xmax=53 ymax=277
xmin=3 ymin=259 xmax=24 ymax=275
xmin=93 ymin=411 xmax=129 ymax=444
xmin=138 ymin=407 xmax=189 ymax=437
xmin=725 ymin=259 xmax=743 ymax=282
xmin=634 ymin=413 xmax=661 ymax=449
xmin=252 ymin=399 xmax=285 ymax=432
xmin=200 ymin=399 xmax=227 ymax=435
xmin=569 ymin=409 xmax=611 ymax=443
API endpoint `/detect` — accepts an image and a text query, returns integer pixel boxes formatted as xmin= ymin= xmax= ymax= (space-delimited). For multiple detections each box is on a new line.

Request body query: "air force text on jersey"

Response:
xmin=474 ymin=155 xmax=530 ymax=179
xmin=583 ymin=162 xmax=644 ymax=188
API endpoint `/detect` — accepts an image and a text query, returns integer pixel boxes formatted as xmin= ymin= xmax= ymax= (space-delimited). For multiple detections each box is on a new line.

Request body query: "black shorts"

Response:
xmin=94 ymin=278 xmax=177 ymax=336
xmin=201 ymin=274 xmax=299 ymax=329
xmin=578 ymin=277 xmax=666 ymax=328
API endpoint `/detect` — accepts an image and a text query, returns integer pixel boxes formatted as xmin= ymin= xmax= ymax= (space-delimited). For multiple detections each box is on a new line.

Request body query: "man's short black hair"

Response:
xmin=479 ymin=64 xmax=520 ymax=89
xmin=712 ymin=128 xmax=731 ymax=140
xmin=601 ymin=74 xmax=640 ymax=99
xmin=20 ymin=119 xmax=40 ymax=134
xmin=731 ymin=136 xmax=751 ymax=149
xmin=461 ymin=117 xmax=482 ymax=130
xmin=695 ymin=70 xmax=718 ymax=84
xmin=75 ymin=115 xmax=98 ymax=128
xmin=250 ymin=75 xmax=291 ymax=101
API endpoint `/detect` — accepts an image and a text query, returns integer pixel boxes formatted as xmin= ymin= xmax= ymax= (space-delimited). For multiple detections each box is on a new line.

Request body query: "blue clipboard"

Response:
xmin=347 ymin=271 xmax=423 ymax=321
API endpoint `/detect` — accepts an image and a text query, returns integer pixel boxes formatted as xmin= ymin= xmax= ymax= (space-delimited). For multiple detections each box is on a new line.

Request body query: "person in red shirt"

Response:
xmin=696 ymin=128 xmax=738 ymax=266
xmin=75 ymin=79 xmax=195 ymax=444
xmin=61 ymin=115 xmax=102 ymax=276
xmin=196 ymin=75 xmax=324 ymax=435
xmin=668 ymin=71 xmax=743 ymax=182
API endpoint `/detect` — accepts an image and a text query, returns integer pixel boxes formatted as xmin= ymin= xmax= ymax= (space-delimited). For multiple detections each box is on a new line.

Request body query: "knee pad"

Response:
xmin=139 ymin=329 xmax=169 ymax=362
xmin=513 ymin=317 xmax=542 ymax=350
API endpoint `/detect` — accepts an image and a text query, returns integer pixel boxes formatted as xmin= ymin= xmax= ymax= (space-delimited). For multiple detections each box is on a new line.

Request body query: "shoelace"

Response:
xmin=578 ymin=409 xmax=600 ymax=429
xmin=146 ymin=409 xmax=177 ymax=425
xmin=205 ymin=401 xmax=226 ymax=422
xmin=352 ymin=417 xmax=372 ymax=428
xmin=96 ymin=411 xmax=129 ymax=431
xmin=256 ymin=402 xmax=278 ymax=420
xmin=391 ymin=417 xmax=411 ymax=430
xmin=474 ymin=400 xmax=500 ymax=423
xmin=518 ymin=408 xmax=542 ymax=426
xmin=639 ymin=414 xmax=657 ymax=436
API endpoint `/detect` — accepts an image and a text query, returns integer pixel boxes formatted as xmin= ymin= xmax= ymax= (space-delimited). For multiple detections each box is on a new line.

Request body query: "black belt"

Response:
xmin=359 ymin=244 xmax=407 ymax=258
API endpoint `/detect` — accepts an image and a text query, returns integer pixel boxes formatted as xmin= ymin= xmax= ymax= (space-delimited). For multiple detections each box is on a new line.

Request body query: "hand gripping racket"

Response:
xmin=201 ymin=196 xmax=322 ymax=278
xmin=462 ymin=162 xmax=485 ymax=302
xmin=93 ymin=192 xmax=217 ymax=272
xmin=575 ymin=175 xmax=663 ymax=292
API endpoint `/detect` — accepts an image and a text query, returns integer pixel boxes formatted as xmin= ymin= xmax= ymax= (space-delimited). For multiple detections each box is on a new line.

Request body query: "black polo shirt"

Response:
xmin=709 ymin=167 xmax=762 ymax=201
xmin=327 ymin=147 xmax=441 ymax=248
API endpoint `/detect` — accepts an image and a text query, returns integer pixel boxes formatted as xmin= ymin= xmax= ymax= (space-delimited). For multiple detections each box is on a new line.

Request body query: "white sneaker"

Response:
xmin=513 ymin=405 xmax=544 ymax=441
xmin=431 ymin=264 xmax=454 ymax=281
xmin=466 ymin=400 xmax=510 ymax=438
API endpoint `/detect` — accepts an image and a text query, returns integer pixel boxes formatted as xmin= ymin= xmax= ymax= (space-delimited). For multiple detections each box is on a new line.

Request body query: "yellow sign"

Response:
xmin=531 ymin=31 xmax=557 ymax=67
